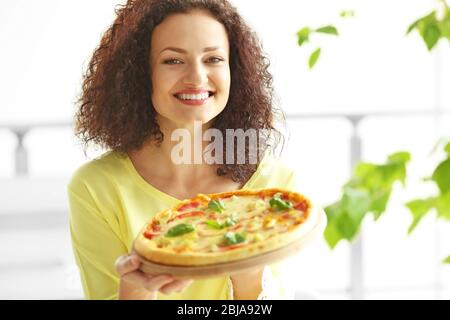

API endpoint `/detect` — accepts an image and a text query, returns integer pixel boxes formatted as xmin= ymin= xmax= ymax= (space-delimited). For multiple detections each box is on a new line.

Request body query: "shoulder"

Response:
xmin=249 ymin=152 xmax=296 ymax=189
xmin=68 ymin=150 xmax=126 ymax=194
xmin=260 ymin=153 xmax=294 ymax=176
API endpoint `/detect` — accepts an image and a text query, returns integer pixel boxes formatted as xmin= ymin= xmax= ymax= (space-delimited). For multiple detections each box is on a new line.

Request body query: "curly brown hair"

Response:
xmin=75 ymin=0 xmax=285 ymax=183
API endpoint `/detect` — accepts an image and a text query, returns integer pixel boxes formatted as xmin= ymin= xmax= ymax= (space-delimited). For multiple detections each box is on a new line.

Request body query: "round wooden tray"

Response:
xmin=137 ymin=208 xmax=327 ymax=279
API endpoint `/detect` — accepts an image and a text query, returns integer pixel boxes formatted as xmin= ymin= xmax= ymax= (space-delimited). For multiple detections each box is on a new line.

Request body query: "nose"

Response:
xmin=182 ymin=61 xmax=208 ymax=86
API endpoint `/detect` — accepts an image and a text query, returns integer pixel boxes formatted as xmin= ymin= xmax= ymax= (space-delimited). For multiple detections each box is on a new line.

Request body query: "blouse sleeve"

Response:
xmin=68 ymin=178 xmax=128 ymax=300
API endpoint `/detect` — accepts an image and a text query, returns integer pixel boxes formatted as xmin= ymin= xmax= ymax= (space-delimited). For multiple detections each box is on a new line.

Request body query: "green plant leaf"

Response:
xmin=316 ymin=25 xmax=339 ymax=36
xmin=385 ymin=163 xmax=406 ymax=186
xmin=352 ymin=163 xmax=377 ymax=182
xmin=342 ymin=187 xmax=371 ymax=224
xmin=444 ymin=141 xmax=450 ymax=156
xmin=324 ymin=202 xmax=345 ymax=248
xmin=405 ymin=198 xmax=435 ymax=234
xmin=351 ymin=152 xmax=410 ymax=191
xmin=443 ymin=255 xmax=450 ymax=263
xmin=404 ymin=142 xmax=450 ymax=234
xmin=435 ymin=192 xmax=450 ymax=220
xmin=439 ymin=11 xmax=450 ymax=40
xmin=335 ymin=212 xmax=360 ymax=241
xmin=297 ymin=27 xmax=311 ymax=47
xmin=308 ymin=47 xmax=321 ymax=69
xmin=325 ymin=151 xmax=411 ymax=249
xmin=406 ymin=17 xmax=422 ymax=35
xmin=324 ymin=221 xmax=342 ymax=249
xmin=432 ymin=158 xmax=450 ymax=193
xmin=340 ymin=10 xmax=355 ymax=18
xmin=423 ymin=24 xmax=441 ymax=50
xmin=324 ymin=188 xmax=370 ymax=246
xmin=370 ymin=188 xmax=391 ymax=220
xmin=352 ymin=163 xmax=403 ymax=191
xmin=388 ymin=151 xmax=411 ymax=164
xmin=417 ymin=11 xmax=437 ymax=27
xmin=416 ymin=11 xmax=440 ymax=50
xmin=338 ymin=188 xmax=370 ymax=239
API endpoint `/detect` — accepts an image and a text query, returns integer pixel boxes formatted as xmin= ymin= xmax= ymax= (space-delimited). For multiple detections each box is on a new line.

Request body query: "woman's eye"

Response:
xmin=207 ymin=57 xmax=224 ymax=63
xmin=163 ymin=59 xmax=183 ymax=65
xmin=163 ymin=57 xmax=224 ymax=65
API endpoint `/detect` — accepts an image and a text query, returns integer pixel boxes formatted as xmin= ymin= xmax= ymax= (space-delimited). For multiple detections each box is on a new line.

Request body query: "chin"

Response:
xmin=177 ymin=108 xmax=224 ymax=125
xmin=178 ymin=115 xmax=215 ymax=125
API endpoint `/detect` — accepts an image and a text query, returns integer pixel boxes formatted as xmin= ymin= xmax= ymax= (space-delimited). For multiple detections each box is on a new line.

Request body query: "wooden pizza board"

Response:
xmin=137 ymin=208 xmax=327 ymax=279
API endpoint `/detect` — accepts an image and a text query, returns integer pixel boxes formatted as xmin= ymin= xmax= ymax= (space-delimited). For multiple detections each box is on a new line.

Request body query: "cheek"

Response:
xmin=150 ymin=73 xmax=171 ymax=116
xmin=215 ymin=68 xmax=231 ymax=95
xmin=151 ymin=69 xmax=175 ymax=99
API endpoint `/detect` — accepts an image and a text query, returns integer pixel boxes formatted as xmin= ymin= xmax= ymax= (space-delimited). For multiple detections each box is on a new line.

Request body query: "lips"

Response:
xmin=173 ymin=91 xmax=215 ymax=98
xmin=173 ymin=89 xmax=215 ymax=106
xmin=173 ymin=89 xmax=214 ymax=95
xmin=173 ymin=92 xmax=214 ymax=106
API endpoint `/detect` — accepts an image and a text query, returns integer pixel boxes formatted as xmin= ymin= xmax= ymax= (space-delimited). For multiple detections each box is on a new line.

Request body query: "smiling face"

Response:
xmin=149 ymin=10 xmax=231 ymax=128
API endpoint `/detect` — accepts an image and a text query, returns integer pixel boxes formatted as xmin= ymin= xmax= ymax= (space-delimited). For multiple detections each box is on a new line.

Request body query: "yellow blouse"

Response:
xmin=68 ymin=150 xmax=296 ymax=300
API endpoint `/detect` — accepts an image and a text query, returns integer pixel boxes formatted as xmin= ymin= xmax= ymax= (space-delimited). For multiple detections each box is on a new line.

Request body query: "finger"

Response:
xmin=115 ymin=254 xmax=140 ymax=276
xmin=121 ymin=269 xmax=153 ymax=287
xmin=176 ymin=279 xmax=194 ymax=289
xmin=159 ymin=279 xmax=193 ymax=295
xmin=145 ymin=274 xmax=174 ymax=292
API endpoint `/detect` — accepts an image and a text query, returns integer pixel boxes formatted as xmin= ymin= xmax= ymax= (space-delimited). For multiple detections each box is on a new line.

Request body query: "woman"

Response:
xmin=69 ymin=0 xmax=296 ymax=300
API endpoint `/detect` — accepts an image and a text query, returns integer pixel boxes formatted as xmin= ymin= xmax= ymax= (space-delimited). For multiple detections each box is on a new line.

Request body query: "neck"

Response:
xmin=130 ymin=117 xmax=217 ymax=185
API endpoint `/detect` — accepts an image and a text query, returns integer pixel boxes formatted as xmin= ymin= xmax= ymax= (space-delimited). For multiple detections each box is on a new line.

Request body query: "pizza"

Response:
xmin=133 ymin=188 xmax=321 ymax=266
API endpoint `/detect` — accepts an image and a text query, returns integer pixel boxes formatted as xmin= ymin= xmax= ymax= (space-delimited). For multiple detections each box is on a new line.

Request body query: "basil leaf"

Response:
xmin=224 ymin=217 xmax=237 ymax=227
xmin=165 ymin=223 xmax=195 ymax=237
xmin=224 ymin=232 xmax=246 ymax=245
xmin=269 ymin=194 xmax=293 ymax=211
xmin=205 ymin=220 xmax=223 ymax=229
xmin=205 ymin=217 xmax=236 ymax=230
xmin=208 ymin=199 xmax=226 ymax=213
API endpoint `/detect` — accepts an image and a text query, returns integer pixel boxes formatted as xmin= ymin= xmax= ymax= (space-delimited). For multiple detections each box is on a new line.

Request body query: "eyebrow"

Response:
xmin=159 ymin=46 xmax=222 ymax=55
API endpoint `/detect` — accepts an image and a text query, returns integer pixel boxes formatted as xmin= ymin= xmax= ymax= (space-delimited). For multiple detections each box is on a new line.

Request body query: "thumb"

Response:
xmin=115 ymin=254 xmax=140 ymax=276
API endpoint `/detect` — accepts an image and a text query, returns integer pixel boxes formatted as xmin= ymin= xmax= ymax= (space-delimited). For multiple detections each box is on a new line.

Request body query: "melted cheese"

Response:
xmin=151 ymin=194 xmax=306 ymax=252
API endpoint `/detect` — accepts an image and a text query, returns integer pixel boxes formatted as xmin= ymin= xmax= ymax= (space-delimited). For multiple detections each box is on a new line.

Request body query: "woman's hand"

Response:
xmin=115 ymin=254 xmax=193 ymax=300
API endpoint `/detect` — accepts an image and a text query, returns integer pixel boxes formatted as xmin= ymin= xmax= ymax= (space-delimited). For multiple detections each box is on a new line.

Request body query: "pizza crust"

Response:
xmin=133 ymin=188 xmax=323 ymax=266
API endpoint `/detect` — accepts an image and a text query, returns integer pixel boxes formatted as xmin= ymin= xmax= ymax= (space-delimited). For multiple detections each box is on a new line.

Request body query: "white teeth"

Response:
xmin=175 ymin=93 xmax=210 ymax=100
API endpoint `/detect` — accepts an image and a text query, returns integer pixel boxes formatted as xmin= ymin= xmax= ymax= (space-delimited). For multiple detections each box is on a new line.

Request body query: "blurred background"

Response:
xmin=0 ymin=0 xmax=449 ymax=299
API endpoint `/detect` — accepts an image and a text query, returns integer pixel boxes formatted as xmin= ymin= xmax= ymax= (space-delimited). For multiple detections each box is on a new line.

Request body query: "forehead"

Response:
xmin=151 ymin=10 xmax=229 ymax=53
